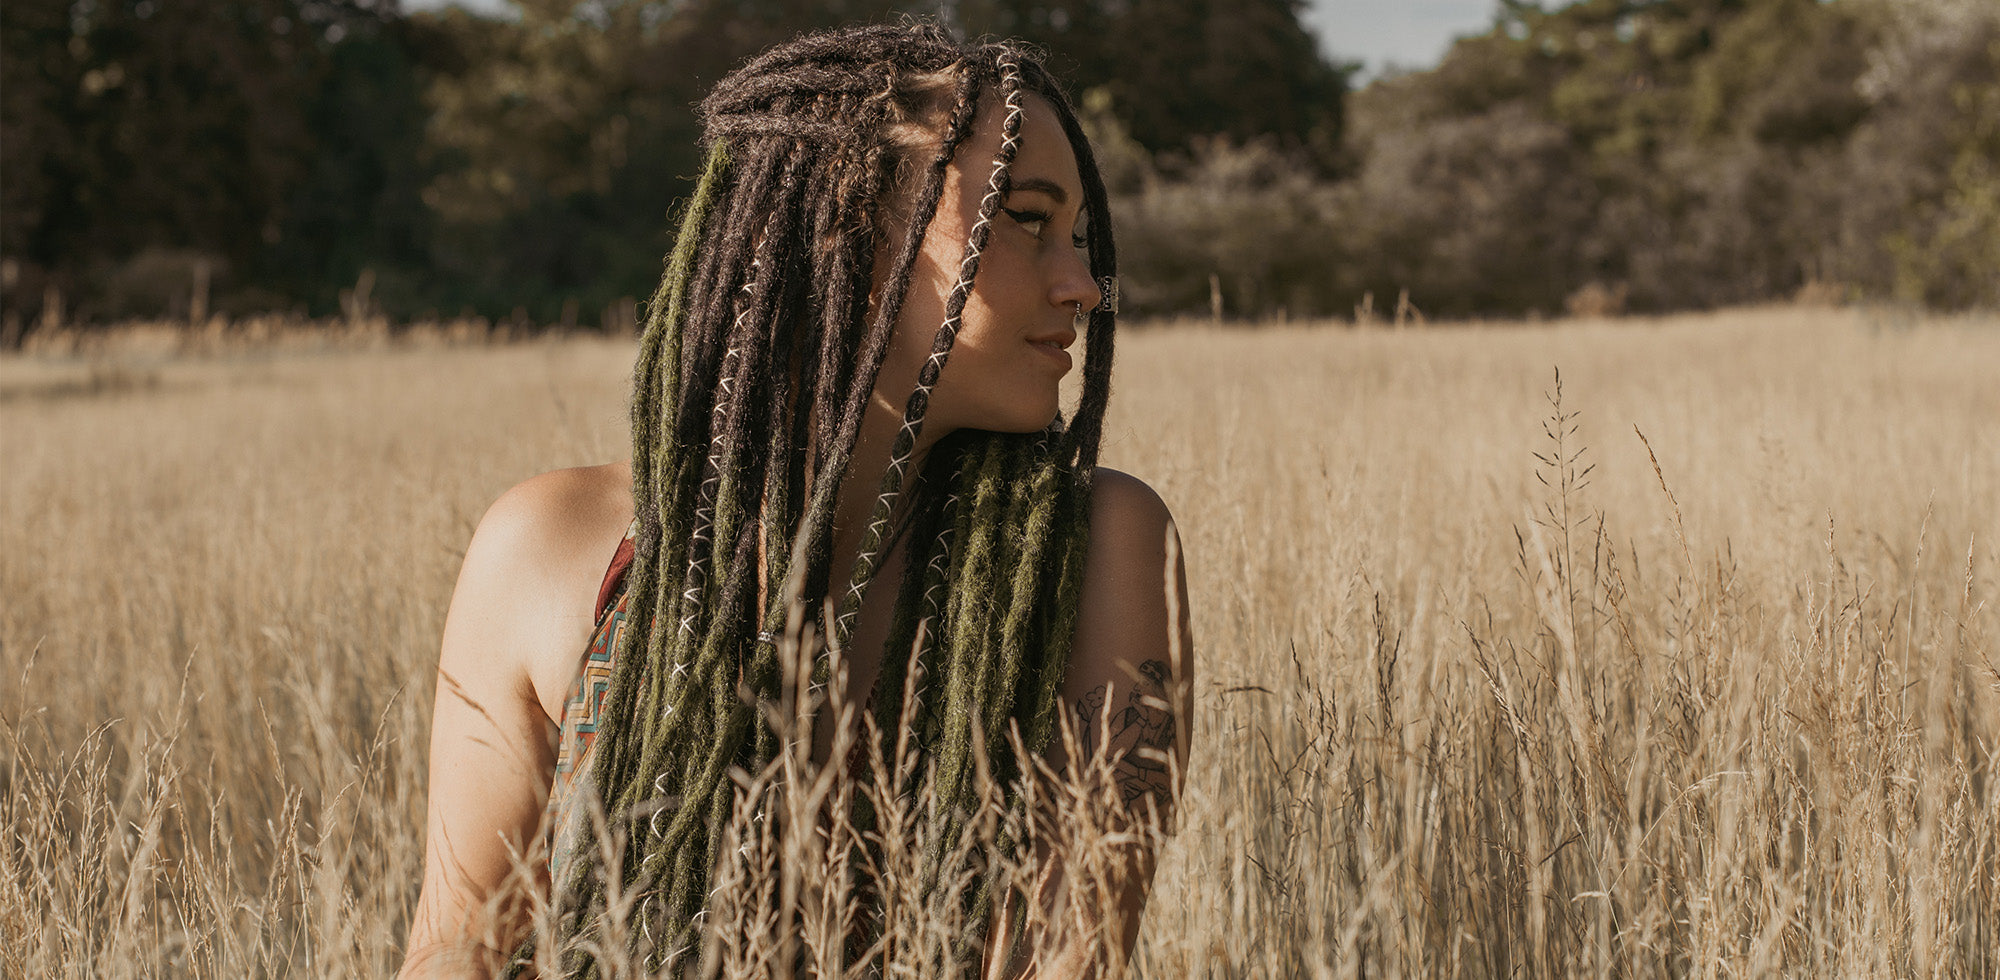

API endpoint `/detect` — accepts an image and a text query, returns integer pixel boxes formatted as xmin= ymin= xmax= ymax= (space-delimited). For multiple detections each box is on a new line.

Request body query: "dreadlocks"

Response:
xmin=526 ymin=22 xmax=1120 ymax=976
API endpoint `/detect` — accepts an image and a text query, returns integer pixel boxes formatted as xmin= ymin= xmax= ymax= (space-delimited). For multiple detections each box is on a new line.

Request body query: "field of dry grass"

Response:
xmin=3 ymin=306 xmax=1996 ymax=977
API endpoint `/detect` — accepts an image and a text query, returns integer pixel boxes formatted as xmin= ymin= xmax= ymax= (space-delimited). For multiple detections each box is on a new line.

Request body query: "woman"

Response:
xmin=401 ymin=23 xmax=1193 ymax=979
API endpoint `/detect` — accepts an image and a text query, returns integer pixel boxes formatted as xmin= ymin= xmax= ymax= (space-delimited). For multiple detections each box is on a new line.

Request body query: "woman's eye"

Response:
xmin=1071 ymin=232 xmax=1090 ymax=250
xmin=1003 ymin=208 xmax=1049 ymax=239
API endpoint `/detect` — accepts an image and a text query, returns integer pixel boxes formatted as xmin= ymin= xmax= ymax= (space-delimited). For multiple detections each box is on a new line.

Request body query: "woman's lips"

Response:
xmin=1028 ymin=337 xmax=1073 ymax=372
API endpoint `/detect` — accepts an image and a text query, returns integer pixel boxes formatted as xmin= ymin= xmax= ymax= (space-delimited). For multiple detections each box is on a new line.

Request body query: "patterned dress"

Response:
xmin=545 ymin=522 xmax=639 ymax=880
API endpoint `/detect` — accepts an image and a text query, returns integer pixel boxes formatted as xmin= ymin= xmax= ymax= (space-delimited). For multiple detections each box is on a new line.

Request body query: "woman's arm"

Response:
xmin=401 ymin=469 xmax=629 ymax=978
xmin=991 ymin=467 xmax=1195 ymax=978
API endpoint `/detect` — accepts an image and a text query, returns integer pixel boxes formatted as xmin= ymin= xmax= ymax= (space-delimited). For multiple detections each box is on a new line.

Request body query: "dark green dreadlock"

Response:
xmin=527 ymin=22 xmax=1119 ymax=976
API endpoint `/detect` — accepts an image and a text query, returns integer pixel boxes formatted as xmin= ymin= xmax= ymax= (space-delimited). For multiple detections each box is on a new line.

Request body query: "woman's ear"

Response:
xmin=865 ymin=253 xmax=889 ymax=321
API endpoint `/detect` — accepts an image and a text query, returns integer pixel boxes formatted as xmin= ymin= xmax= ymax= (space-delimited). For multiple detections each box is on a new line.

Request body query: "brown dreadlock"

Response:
xmin=527 ymin=22 xmax=1119 ymax=976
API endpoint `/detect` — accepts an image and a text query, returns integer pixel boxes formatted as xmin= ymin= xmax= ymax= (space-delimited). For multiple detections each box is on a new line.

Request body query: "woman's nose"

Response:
xmin=1050 ymin=249 xmax=1100 ymax=312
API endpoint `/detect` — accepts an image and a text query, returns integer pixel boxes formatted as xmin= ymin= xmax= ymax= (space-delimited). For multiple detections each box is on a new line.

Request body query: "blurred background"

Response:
xmin=2 ymin=0 xmax=1995 ymax=340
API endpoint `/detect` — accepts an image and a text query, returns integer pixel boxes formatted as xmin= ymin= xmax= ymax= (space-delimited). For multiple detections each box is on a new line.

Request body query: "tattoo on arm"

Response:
xmin=1073 ymin=659 xmax=1177 ymax=809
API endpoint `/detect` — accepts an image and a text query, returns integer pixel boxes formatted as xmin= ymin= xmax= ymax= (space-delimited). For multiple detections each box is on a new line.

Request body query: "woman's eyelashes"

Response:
xmin=1004 ymin=207 xmax=1090 ymax=251
xmin=1003 ymin=207 xmax=1052 ymax=239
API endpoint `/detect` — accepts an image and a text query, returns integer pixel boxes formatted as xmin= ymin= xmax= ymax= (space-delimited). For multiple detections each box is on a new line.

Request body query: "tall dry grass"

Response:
xmin=2 ymin=306 xmax=1995 ymax=977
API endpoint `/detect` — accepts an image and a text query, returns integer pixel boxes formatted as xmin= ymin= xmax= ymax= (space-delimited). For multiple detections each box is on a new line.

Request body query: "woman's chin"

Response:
xmin=985 ymin=402 xmax=1062 ymax=435
xmin=943 ymin=390 xmax=1062 ymax=439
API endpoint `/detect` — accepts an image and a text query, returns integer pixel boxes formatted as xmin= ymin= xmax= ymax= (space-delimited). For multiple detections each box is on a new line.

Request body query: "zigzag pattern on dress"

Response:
xmin=545 ymin=521 xmax=640 ymax=879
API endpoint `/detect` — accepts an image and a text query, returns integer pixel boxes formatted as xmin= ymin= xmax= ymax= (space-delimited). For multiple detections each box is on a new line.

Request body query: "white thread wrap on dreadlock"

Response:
xmin=680 ymin=262 xmax=760 ymax=640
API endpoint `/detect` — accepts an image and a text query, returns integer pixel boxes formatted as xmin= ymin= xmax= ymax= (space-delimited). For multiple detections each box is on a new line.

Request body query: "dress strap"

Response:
xmin=594 ymin=520 xmax=640 ymax=626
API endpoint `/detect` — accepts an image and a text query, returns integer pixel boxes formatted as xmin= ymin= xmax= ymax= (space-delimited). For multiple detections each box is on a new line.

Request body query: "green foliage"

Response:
xmin=1119 ymin=0 xmax=1998 ymax=319
xmin=1113 ymin=139 xmax=1345 ymax=317
xmin=959 ymin=0 xmax=1351 ymax=168
xmin=9 ymin=0 xmax=1993 ymax=326
xmin=0 ymin=1 xmax=414 ymax=321
xmin=1351 ymin=103 xmax=1598 ymax=316
xmin=2 ymin=0 xmax=1349 ymax=329
xmin=1878 ymin=28 xmax=2000 ymax=308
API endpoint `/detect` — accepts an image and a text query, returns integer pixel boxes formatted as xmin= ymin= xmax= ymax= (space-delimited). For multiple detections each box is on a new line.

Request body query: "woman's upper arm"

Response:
xmin=402 ymin=476 xmax=603 ymax=976
xmin=1058 ymin=467 xmax=1195 ymax=827
xmin=993 ymin=469 xmax=1192 ymax=977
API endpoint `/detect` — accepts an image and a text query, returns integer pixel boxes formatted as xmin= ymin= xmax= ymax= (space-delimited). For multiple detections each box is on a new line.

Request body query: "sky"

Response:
xmin=1303 ymin=0 xmax=1498 ymax=75
xmin=407 ymin=0 xmax=1502 ymax=75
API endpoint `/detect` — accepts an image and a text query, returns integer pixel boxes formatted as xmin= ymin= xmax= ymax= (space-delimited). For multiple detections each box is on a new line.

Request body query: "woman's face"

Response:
xmin=875 ymin=93 xmax=1101 ymax=441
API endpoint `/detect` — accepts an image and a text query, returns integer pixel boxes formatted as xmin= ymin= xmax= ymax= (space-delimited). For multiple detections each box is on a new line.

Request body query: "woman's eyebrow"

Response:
xmin=1003 ymin=176 xmax=1070 ymax=205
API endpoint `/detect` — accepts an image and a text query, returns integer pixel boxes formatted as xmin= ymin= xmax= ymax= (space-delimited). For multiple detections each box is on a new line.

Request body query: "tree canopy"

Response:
xmin=3 ymin=0 xmax=1994 ymax=330
xmin=1 ymin=0 xmax=1349 ymax=327
xmin=1121 ymin=0 xmax=1999 ymax=318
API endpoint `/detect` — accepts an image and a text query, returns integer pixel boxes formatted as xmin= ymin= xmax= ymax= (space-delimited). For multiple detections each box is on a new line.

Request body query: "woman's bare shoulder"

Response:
xmin=474 ymin=462 xmax=634 ymax=556
xmin=1078 ymin=468 xmax=1181 ymax=620
xmin=446 ymin=462 xmax=635 ymax=720
xmin=1084 ymin=467 xmax=1173 ymax=553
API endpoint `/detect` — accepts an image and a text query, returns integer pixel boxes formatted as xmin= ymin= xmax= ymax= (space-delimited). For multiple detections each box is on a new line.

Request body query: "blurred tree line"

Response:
xmin=2 ymin=0 xmax=1994 ymax=335
xmin=1123 ymin=0 xmax=2000 ymax=318
xmin=0 ymin=0 xmax=1340 ymax=332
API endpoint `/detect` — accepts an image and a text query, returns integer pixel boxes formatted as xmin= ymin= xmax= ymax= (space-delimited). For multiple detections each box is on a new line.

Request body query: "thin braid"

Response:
xmin=869 ymin=448 xmax=966 ymax=758
xmin=773 ymin=61 xmax=987 ymax=633
xmin=833 ymin=54 xmax=1027 ymax=647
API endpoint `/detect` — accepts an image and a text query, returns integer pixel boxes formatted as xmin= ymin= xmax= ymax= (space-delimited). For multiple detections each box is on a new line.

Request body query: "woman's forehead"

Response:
xmin=968 ymin=93 xmax=1082 ymax=204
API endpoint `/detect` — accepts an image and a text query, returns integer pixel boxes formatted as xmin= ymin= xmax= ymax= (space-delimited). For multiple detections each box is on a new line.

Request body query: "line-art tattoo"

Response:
xmin=1074 ymin=658 xmax=1177 ymax=808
